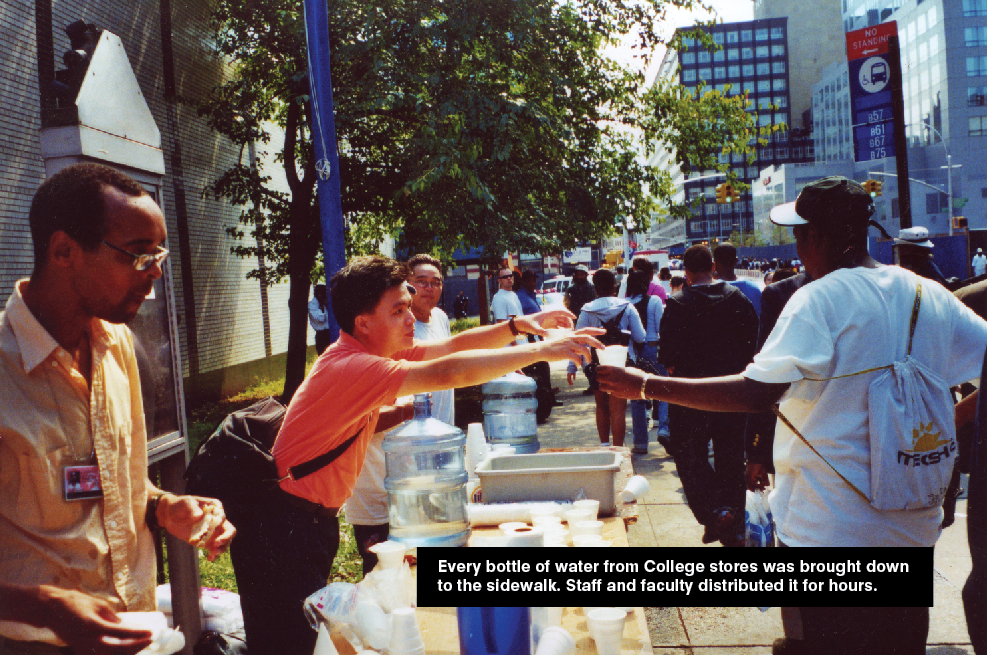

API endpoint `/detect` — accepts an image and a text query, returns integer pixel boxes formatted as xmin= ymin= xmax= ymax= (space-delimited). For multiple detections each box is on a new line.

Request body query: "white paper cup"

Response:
xmin=500 ymin=521 xmax=529 ymax=533
xmin=529 ymin=505 xmax=562 ymax=519
xmin=563 ymin=508 xmax=593 ymax=525
xmin=571 ymin=534 xmax=604 ymax=547
xmin=572 ymin=499 xmax=600 ymax=520
xmin=621 ymin=475 xmax=652 ymax=502
xmin=389 ymin=607 xmax=425 ymax=655
xmin=545 ymin=328 xmax=574 ymax=341
xmin=368 ymin=541 xmax=406 ymax=569
xmin=597 ymin=345 xmax=628 ymax=368
xmin=570 ymin=520 xmax=604 ymax=538
xmin=534 ymin=626 xmax=576 ymax=655
xmin=532 ymin=515 xmax=562 ymax=528
xmin=587 ymin=608 xmax=627 ymax=653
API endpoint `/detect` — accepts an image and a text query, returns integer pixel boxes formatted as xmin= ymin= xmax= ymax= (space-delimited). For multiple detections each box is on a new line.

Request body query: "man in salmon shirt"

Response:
xmin=232 ymin=255 xmax=604 ymax=655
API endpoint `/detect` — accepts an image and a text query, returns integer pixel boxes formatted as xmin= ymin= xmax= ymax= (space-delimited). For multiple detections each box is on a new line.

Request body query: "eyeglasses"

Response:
xmin=101 ymin=240 xmax=169 ymax=271
xmin=412 ymin=278 xmax=443 ymax=289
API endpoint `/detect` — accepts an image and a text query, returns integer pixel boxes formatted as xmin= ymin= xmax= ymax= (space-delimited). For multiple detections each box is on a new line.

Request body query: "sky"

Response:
xmin=606 ymin=0 xmax=756 ymax=82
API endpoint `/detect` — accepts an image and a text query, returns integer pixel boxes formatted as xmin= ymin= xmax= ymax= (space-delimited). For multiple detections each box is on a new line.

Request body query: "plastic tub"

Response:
xmin=475 ymin=452 xmax=620 ymax=515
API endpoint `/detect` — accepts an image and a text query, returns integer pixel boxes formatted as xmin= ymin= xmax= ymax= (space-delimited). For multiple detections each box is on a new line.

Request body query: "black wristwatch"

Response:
xmin=508 ymin=316 xmax=522 ymax=336
xmin=146 ymin=492 xmax=167 ymax=531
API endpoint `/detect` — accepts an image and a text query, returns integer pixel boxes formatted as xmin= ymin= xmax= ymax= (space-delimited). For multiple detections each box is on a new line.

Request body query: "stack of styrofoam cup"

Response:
xmin=368 ymin=541 xmax=406 ymax=569
xmin=570 ymin=520 xmax=604 ymax=539
xmin=465 ymin=423 xmax=488 ymax=477
xmin=388 ymin=607 xmax=425 ymax=655
xmin=534 ymin=626 xmax=576 ymax=655
xmin=572 ymin=499 xmax=600 ymax=520
xmin=539 ymin=524 xmax=569 ymax=545
xmin=563 ymin=508 xmax=593 ymax=526
xmin=572 ymin=534 xmax=605 ymax=547
xmin=621 ymin=475 xmax=651 ymax=502
xmin=529 ymin=505 xmax=562 ymax=520
xmin=532 ymin=515 xmax=562 ymax=529
xmin=586 ymin=608 xmax=628 ymax=655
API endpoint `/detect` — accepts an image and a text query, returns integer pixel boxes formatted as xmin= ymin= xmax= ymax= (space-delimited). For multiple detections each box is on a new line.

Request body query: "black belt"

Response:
xmin=280 ymin=489 xmax=339 ymax=517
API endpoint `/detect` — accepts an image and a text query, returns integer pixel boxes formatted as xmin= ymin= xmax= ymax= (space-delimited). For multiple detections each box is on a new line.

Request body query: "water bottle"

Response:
xmin=481 ymin=373 xmax=539 ymax=454
xmin=457 ymin=607 xmax=531 ymax=655
xmin=383 ymin=394 xmax=470 ymax=547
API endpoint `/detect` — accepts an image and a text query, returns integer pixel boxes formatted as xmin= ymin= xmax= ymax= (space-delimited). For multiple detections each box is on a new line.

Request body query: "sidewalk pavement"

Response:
xmin=536 ymin=360 xmax=974 ymax=655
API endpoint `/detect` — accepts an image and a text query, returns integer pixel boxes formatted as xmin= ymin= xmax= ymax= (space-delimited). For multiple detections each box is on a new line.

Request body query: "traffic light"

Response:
xmin=723 ymin=184 xmax=734 ymax=202
xmin=715 ymin=184 xmax=727 ymax=204
xmin=873 ymin=180 xmax=882 ymax=197
xmin=953 ymin=216 xmax=968 ymax=229
xmin=862 ymin=179 xmax=882 ymax=197
xmin=730 ymin=186 xmax=741 ymax=203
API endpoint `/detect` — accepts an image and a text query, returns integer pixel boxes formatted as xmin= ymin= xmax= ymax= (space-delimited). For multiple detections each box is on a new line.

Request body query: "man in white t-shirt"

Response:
xmin=598 ymin=176 xmax=987 ymax=655
xmin=974 ymin=248 xmax=987 ymax=277
xmin=344 ymin=254 xmax=454 ymax=572
xmin=491 ymin=267 xmax=525 ymax=345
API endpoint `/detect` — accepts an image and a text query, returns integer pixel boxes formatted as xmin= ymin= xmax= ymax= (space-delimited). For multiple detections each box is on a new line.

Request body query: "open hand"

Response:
xmin=515 ymin=308 xmax=577 ymax=335
xmin=539 ymin=333 xmax=604 ymax=367
xmin=44 ymin=587 xmax=153 ymax=655
xmin=596 ymin=365 xmax=649 ymax=399
xmin=157 ymin=494 xmax=236 ymax=561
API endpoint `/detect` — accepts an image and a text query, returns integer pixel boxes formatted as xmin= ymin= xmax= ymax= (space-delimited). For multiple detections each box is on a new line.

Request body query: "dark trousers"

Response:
xmin=353 ymin=523 xmax=390 ymax=575
xmin=668 ymin=405 xmax=746 ymax=528
xmin=228 ymin=492 xmax=340 ymax=655
xmin=796 ymin=607 xmax=929 ymax=655
xmin=315 ymin=330 xmax=332 ymax=355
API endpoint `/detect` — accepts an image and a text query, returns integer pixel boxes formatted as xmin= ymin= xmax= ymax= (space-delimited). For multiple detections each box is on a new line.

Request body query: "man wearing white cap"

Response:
xmin=974 ymin=247 xmax=987 ymax=277
xmin=598 ymin=176 xmax=987 ymax=655
xmin=893 ymin=226 xmax=952 ymax=287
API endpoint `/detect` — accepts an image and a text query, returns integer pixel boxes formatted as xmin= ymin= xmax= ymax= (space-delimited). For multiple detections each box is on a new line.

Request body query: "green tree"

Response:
xmin=199 ymin=0 xmax=766 ymax=401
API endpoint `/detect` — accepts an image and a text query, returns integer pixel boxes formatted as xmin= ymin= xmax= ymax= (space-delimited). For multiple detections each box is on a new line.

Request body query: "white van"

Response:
xmin=539 ymin=276 xmax=571 ymax=307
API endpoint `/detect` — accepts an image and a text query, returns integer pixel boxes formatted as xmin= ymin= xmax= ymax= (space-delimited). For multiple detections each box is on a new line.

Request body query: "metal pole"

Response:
xmin=889 ymin=35 xmax=911 ymax=229
xmin=947 ymin=152 xmax=954 ymax=237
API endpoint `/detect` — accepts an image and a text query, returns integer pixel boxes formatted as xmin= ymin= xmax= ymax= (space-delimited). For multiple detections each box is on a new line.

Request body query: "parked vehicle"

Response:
xmin=539 ymin=275 xmax=571 ymax=307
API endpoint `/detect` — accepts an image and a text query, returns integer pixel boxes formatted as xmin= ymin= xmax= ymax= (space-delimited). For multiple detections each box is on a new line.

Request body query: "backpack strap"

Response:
xmin=772 ymin=406 xmax=871 ymax=503
xmin=279 ymin=416 xmax=368 ymax=483
xmin=907 ymin=283 xmax=922 ymax=357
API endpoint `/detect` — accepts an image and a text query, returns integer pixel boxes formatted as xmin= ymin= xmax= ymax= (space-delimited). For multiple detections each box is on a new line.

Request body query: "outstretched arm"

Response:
xmin=417 ymin=309 xmax=576 ymax=359
xmin=597 ymin=366 xmax=789 ymax=413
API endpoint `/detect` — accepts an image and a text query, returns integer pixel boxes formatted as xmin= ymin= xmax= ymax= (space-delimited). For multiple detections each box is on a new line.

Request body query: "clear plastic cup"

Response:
xmin=563 ymin=508 xmax=593 ymax=525
xmin=572 ymin=499 xmax=600 ymax=520
xmin=597 ymin=345 xmax=628 ymax=368
xmin=621 ymin=475 xmax=651 ymax=502
xmin=534 ymin=626 xmax=576 ymax=655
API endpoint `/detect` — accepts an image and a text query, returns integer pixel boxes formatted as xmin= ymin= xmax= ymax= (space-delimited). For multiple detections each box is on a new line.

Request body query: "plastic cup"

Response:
xmin=545 ymin=328 xmax=574 ymax=341
xmin=313 ymin=622 xmax=341 ymax=655
xmin=532 ymin=515 xmax=562 ymax=528
xmin=571 ymin=534 xmax=604 ymax=547
xmin=572 ymin=499 xmax=600 ymax=520
xmin=597 ymin=345 xmax=628 ymax=368
xmin=621 ymin=475 xmax=652 ymax=502
xmin=534 ymin=626 xmax=576 ymax=655
xmin=389 ymin=607 xmax=425 ymax=655
xmin=368 ymin=541 xmax=406 ymax=569
xmin=500 ymin=521 xmax=529 ymax=533
xmin=586 ymin=608 xmax=627 ymax=654
xmin=570 ymin=520 xmax=604 ymax=539
xmin=563 ymin=508 xmax=593 ymax=525
xmin=529 ymin=505 xmax=562 ymax=519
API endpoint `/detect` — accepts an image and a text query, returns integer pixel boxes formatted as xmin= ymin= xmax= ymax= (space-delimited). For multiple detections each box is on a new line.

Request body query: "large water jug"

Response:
xmin=457 ymin=607 xmax=531 ymax=655
xmin=383 ymin=394 xmax=470 ymax=547
xmin=481 ymin=373 xmax=539 ymax=454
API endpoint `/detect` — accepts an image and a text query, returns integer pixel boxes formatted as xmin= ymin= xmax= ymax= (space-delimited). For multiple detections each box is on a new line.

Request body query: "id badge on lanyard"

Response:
xmin=64 ymin=464 xmax=103 ymax=501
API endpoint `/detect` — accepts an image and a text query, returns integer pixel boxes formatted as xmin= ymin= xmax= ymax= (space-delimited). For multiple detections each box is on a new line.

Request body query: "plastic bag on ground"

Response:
xmin=744 ymin=490 xmax=775 ymax=547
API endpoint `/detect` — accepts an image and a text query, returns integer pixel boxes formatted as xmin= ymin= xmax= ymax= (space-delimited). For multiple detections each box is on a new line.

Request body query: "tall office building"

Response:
xmin=663 ymin=18 xmax=814 ymax=245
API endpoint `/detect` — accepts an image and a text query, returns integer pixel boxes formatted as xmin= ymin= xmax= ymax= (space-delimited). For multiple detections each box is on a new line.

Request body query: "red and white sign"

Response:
xmin=846 ymin=21 xmax=897 ymax=61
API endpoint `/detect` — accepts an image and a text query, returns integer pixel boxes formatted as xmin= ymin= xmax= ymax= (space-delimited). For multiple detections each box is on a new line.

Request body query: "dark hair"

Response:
xmin=29 ymin=163 xmax=148 ymax=272
xmin=592 ymin=268 xmax=616 ymax=296
xmin=771 ymin=268 xmax=796 ymax=283
xmin=670 ymin=275 xmax=686 ymax=289
xmin=407 ymin=253 xmax=442 ymax=273
xmin=683 ymin=245 xmax=713 ymax=274
xmin=658 ymin=267 xmax=671 ymax=281
xmin=631 ymin=257 xmax=652 ymax=276
xmin=330 ymin=256 xmax=410 ymax=334
xmin=626 ymin=270 xmax=651 ymax=298
xmin=713 ymin=242 xmax=737 ymax=267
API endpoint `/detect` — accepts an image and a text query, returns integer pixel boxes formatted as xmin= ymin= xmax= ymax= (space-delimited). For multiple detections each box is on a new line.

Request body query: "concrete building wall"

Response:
xmin=0 ymin=0 xmax=301 ymax=394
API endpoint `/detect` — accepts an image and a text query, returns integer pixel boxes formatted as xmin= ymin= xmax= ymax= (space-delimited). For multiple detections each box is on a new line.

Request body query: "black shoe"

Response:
xmin=581 ymin=388 xmax=594 ymax=396
xmin=630 ymin=447 xmax=648 ymax=455
xmin=551 ymin=400 xmax=565 ymax=407
xmin=772 ymin=638 xmax=807 ymax=655
xmin=656 ymin=433 xmax=672 ymax=452
xmin=701 ymin=508 xmax=736 ymax=545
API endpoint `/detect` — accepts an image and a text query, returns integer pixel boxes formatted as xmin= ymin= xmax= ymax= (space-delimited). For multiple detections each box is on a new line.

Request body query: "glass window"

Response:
xmin=929 ymin=34 xmax=939 ymax=58
xmin=970 ymin=116 xmax=987 ymax=136
xmin=758 ymin=114 xmax=772 ymax=127
xmin=714 ymin=50 xmax=725 ymax=62
xmin=727 ymin=48 xmax=739 ymax=61
xmin=776 ymin=147 xmax=789 ymax=159
xmin=771 ymin=27 xmax=785 ymax=40
xmin=743 ymin=81 xmax=756 ymax=93
xmin=683 ymin=69 xmax=697 ymax=82
xmin=917 ymin=14 xmax=927 ymax=35
xmin=758 ymin=97 xmax=773 ymax=109
xmin=774 ymin=112 xmax=787 ymax=125
xmin=742 ymin=47 xmax=754 ymax=59
xmin=682 ymin=36 xmax=696 ymax=47
xmin=728 ymin=65 xmax=740 ymax=77
xmin=966 ymin=27 xmax=987 ymax=46
xmin=714 ymin=66 xmax=726 ymax=78
xmin=919 ymin=42 xmax=928 ymax=63
xmin=743 ymin=64 xmax=755 ymax=76
xmin=772 ymin=61 xmax=786 ymax=74
xmin=741 ymin=30 xmax=753 ymax=42
xmin=681 ymin=51 xmax=697 ymax=64
xmin=726 ymin=31 xmax=739 ymax=43
xmin=755 ymin=28 xmax=769 ymax=41
xmin=713 ymin=32 xmax=725 ymax=44
xmin=757 ymin=62 xmax=770 ymax=75
xmin=698 ymin=51 xmax=711 ymax=63
xmin=968 ymin=56 xmax=987 ymax=76
xmin=758 ymin=80 xmax=771 ymax=92
xmin=774 ymin=95 xmax=787 ymax=108
xmin=756 ymin=45 xmax=769 ymax=58
xmin=699 ymin=67 xmax=712 ymax=80
xmin=772 ymin=78 xmax=787 ymax=90
xmin=761 ymin=147 xmax=775 ymax=159
xmin=928 ymin=6 xmax=938 ymax=28
xmin=771 ymin=44 xmax=785 ymax=57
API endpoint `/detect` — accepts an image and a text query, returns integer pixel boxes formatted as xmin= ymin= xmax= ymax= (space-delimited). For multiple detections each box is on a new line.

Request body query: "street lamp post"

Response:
xmin=924 ymin=124 xmax=961 ymax=237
